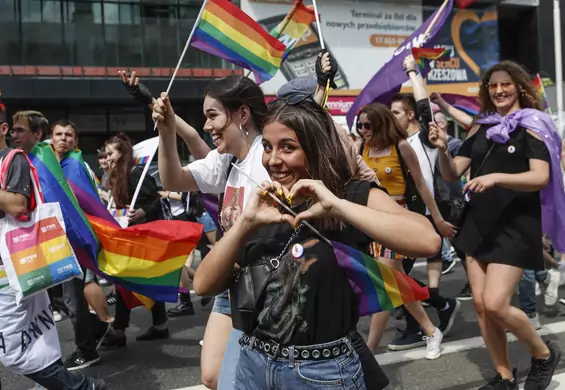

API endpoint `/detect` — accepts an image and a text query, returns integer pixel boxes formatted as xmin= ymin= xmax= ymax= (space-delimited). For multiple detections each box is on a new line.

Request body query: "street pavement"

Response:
xmin=3 ymin=260 xmax=565 ymax=390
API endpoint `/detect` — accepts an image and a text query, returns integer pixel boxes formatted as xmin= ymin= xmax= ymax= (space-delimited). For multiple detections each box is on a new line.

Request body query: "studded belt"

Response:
xmin=239 ymin=334 xmax=352 ymax=361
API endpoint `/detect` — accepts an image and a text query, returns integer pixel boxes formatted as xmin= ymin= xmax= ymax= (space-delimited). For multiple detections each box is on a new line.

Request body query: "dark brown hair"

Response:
xmin=205 ymin=75 xmax=268 ymax=132
xmin=106 ymin=133 xmax=134 ymax=208
xmin=358 ymin=103 xmax=408 ymax=149
xmin=391 ymin=93 xmax=417 ymax=114
xmin=51 ymin=119 xmax=78 ymax=137
xmin=265 ymin=99 xmax=352 ymax=231
xmin=478 ymin=61 xmax=542 ymax=114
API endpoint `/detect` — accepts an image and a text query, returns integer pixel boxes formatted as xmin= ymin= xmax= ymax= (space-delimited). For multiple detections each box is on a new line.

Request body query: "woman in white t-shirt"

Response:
xmin=154 ymin=75 xmax=269 ymax=390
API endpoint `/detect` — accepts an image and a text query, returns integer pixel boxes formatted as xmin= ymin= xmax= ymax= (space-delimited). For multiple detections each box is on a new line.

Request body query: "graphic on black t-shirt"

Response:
xmin=255 ymin=238 xmax=320 ymax=345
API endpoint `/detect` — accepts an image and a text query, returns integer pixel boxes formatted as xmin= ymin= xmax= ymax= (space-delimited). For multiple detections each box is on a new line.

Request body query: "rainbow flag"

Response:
xmin=332 ymin=241 xmax=429 ymax=316
xmin=135 ymin=156 xmax=150 ymax=165
xmin=412 ymin=47 xmax=450 ymax=73
xmin=190 ymin=0 xmax=287 ymax=84
xmin=110 ymin=208 xmax=129 ymax=218
xmin=87 ymin=215 xmax=202 ymax=303
xmin=456 ymin=0 xmax=476 ymax=8
xmin=533 ymin=74 xmax=550 ymax=111
xmin=271 ymin=0 xmax=316 ymax=59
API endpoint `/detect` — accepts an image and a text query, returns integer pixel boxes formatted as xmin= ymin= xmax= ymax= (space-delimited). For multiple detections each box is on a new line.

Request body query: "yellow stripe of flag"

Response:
xmin=98 ymin=251 xmax=188 ymax=278
xmin=378 ymin=262 xmax=404 ymax=307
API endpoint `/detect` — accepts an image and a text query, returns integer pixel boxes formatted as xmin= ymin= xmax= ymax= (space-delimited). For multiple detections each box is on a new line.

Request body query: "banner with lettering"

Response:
xmin=0 ymin=204 xmax=82 ymax=304
xmin=0 ymin=288 xmax=62 ymax=374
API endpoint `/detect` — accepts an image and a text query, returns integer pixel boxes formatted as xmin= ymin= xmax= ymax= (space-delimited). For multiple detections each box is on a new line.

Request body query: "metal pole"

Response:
xmin=554 ymin=0 xmax=564 ymax=136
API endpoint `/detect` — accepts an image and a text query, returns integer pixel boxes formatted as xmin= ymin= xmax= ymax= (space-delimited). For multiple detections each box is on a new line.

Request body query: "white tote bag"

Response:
xmin=0 ymin=154 xmax=83 ymax=304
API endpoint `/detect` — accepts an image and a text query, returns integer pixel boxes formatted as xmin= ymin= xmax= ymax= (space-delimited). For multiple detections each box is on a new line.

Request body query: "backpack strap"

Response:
xmin=0 ymin=149 xmax=42 ymax=215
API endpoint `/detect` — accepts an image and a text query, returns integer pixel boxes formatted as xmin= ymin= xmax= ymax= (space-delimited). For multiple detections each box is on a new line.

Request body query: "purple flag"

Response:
xmin=346 ymin=0 xmax=454 ymax=128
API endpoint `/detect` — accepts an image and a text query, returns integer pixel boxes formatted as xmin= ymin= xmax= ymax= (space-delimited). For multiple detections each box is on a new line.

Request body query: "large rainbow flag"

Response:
xmin=190 ymin=0 xmax=287 ymax=84
xmin=533 ymin=74 xmax=550 ymax=112
xmin=30 ymin=144 xmax=203 ymax=305
xmin=271 ymin=0 xmax=316 ymax=60
xmin=332 ymin=241 xmax=429 ymax=316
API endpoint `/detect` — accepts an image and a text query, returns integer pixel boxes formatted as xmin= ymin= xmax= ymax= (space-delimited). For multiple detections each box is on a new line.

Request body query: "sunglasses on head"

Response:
xmin=269 ymin=93 xmax=316 ymax=109
xmin=486 ymin=81 xmax=515 ymax=93
xmin=356 ymin=121 xmax=372 ymax=131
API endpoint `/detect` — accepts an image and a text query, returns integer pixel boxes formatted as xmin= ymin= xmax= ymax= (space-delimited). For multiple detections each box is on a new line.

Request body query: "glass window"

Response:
xmin=64 ymin=1 xmax=105 ymax=66
xmin=0 ymin=0 xmax=22 ymax=64
xmin=108 ymin=106 xmax=146 ymax=132
xmin=21 ymin=0 xmax=65 ymax=65
xmin=69 ymin=107 xmax=108 ymax=133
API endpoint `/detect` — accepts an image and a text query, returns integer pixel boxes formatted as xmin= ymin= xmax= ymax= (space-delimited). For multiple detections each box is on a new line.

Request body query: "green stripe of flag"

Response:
xmin=363 ymin=253 xmax=394 ymax=311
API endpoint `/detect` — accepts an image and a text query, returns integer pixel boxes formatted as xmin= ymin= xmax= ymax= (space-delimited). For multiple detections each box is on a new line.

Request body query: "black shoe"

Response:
xmin=442 ymin=260 xmax=457 ymax=275
xmin=201 ymin=297 xmax=212 ymax=307
xmin=167 ymin=302 xmax=195 ymax=317
xmin=479 ymin=369 xmax=518 ymax=389
xmin=101 ymin=331 xmax=126 ymax=348
xmin=438 ymin=298 xmax=461 ymax=337
xmin=524 ymin=341 xmax=561 ymax=390
xmin=394 ymin=306 xmax=405 ymax=320
xmin=94 ymin=320 xmax=111 ymax=350
xmin=64 ymin=350 xmax=100 ymax=371
xmin=457 ymin=284 xmax=473 ymax=301
xmin=136 ymin=326 xmax=170 ymax=341
xmin=93 ymin=379 xmax=106 ymax=390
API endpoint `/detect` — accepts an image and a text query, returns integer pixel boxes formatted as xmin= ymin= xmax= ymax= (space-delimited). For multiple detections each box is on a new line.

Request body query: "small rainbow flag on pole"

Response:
xmin=533 ymin=74 xmax=551 ymax=113
xmin=190 ymin=0 xmax=287 ymax=84
xmin=271 ymin=0 xmax=316 ymax=60
xmin=411 ymin=47 xmax=450 ymax=73
xmin=332 ymin=241 xmax=429 ymax=316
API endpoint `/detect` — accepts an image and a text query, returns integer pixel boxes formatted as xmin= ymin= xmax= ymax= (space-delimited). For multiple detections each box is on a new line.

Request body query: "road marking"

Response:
xmin=377 ymin=320 xmax=565 ymax=366
xmin=171 ymin=372 xmax=565 ymax=390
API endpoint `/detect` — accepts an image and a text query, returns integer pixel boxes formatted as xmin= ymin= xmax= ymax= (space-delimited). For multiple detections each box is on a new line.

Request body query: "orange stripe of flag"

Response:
xmin=394 ymin=272 xmax=416 ymax=302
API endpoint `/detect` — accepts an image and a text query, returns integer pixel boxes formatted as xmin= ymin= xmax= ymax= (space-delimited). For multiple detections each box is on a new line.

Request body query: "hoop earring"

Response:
xmin=239 ymin=124 xmax=248 ymax=137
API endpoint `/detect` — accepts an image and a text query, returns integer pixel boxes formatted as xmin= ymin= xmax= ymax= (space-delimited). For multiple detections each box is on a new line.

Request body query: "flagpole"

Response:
xmin=554 ymin=0 xmax=564 ymax=137
xmin=311 ymin=0 xmax=325 ymax=50
xmin=129 ymin=0 xmax=209 ymax=213
xmin=423 ymin=0 xmax=450 ymax=39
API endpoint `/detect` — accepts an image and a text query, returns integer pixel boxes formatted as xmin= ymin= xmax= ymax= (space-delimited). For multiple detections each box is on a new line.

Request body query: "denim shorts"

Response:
xmin=197 ymin=211 xmax=217 ymax=233
xmin=212 ymin=290 xmax=231 ymax=315
xmin=235 ymin=335 xmax=366 ymax=390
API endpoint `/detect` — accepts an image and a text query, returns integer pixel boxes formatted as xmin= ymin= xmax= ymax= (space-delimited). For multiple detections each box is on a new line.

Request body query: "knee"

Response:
xmin=473 ymin=296 xmax=486 ymax=318
xmin=482 ymin=295 xmax=507 ymax=320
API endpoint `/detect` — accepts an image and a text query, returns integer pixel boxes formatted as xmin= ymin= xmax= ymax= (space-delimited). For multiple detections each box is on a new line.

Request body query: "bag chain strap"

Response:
xmin=269 ymin=224 xmax=304 ymax=269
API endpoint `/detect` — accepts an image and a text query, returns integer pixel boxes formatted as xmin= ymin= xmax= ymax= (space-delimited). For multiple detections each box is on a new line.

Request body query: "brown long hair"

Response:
xmin=265 ymin=99 xmax=352 ymax=231
xmin=107 ymin=133 xmax=134 ymax=208
xmin=358 ymin=103 xmax=408 ymax=149
xmin=478 ymin=61 xmax=542 ymax=115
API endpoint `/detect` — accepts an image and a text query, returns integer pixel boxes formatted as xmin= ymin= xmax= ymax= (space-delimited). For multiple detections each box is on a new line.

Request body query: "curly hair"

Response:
xmin=478 ymin=61 xmax=542 ymax=115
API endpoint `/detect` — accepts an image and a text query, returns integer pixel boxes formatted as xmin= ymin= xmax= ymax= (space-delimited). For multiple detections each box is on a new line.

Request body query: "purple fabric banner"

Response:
xmin=442 ymin=93 xmax=480 ymax=116
xmin=346 ymin=0 xmax=454 ymax=128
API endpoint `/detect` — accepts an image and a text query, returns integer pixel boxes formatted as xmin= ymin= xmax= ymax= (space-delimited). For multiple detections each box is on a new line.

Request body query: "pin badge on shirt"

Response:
xmin=291 ymin=243 xmax=304 ymax=259
xmin=385 ymin=167 xmax=392 ymax=174
xmin=508 ymin=145 xmax=516 ymax=154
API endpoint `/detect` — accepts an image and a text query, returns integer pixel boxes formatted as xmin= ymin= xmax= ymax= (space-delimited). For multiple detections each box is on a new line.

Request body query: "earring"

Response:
xmin=239 ymin=124 xmax=248 ymax=137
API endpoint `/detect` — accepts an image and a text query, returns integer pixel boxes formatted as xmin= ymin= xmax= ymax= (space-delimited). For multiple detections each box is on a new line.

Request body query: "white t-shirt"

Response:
xmin=407 ymin=132 xmax=438 ymax=215
xmin=189 ymin=136 xmax=270 ymax=231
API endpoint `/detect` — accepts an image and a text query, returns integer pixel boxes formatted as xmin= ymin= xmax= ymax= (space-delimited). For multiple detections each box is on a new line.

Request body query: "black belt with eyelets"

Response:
xmin=238 ymin=334 xmax=352 ymax=361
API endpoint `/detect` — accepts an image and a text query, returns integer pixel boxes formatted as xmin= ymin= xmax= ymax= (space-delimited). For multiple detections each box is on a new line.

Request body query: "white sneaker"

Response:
xmin=424 ymin=327 xmax=443 ymax=360
xmin=53 ymin=311 xmax=63 ymax=322
xmin=528 ymin=312 xmax=542 ymax=330
xmin=544 ymin=269 xmax=561 ymax=306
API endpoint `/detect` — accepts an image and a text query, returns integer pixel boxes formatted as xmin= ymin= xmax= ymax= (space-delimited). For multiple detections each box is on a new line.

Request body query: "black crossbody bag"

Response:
xmin=448 ymin=143 xmax=495 ymax=227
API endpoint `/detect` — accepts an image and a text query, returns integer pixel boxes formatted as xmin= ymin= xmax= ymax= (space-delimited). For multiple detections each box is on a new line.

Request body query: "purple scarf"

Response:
xmin=475 ymin=109 xmax=565 ymax=252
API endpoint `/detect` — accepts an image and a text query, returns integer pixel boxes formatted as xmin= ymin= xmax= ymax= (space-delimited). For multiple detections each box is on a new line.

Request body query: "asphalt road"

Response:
xmin=3 ymin=261 xmax=565 ymax=390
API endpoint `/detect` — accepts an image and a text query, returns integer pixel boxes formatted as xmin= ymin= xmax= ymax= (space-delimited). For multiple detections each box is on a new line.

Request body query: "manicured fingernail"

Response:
xmin=263 ymin=190 xmax=268 ymax=196
xmin=278 ymin=189 xmax=283 ymax=196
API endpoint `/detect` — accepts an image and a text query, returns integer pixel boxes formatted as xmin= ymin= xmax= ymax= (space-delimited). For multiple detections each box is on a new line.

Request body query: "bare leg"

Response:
xmin=84 ymin=282 xmax=113 ymax=323
xmin=201 ymin=312 xmax=233 ymax=390
xmin=483 ymin=263 xmax=550 ymax=359
xmin=466 ymin=256 xmax=512 ymax=379
xmin=367 ymin=312 xmax=390 ymax=353
xmin=427 ymin=261 xmax=442 ymax=288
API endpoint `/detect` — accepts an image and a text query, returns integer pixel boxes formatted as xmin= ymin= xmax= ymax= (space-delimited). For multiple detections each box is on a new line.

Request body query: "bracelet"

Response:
xmin=407 ymin=70 xmax=417 ymax=75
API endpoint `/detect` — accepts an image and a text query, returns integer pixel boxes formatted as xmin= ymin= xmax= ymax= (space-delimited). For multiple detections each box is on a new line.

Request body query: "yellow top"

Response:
xmin=362 ymin=144 xmax=406 ymax=197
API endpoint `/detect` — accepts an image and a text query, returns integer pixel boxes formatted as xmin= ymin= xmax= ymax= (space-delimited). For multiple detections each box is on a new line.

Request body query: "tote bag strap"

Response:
xmin=0 ymin=149 xmax=44 ymax=212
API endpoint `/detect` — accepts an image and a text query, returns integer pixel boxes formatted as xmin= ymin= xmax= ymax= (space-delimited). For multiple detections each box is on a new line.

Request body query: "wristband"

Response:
xmin=407 ymin=70 xmax=417 ymax=75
